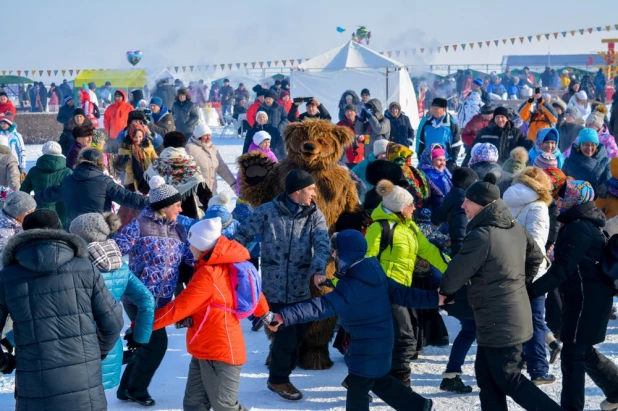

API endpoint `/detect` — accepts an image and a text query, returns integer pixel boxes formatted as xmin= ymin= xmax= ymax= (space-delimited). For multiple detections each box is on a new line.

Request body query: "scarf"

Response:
xmin=150 ymin=147 xmax=201 ymax=187
xmin=152 ymin=105 xmax=169 ymax=124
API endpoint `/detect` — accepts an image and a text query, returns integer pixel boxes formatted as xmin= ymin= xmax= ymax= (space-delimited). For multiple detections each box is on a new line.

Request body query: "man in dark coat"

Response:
xmin=463 ymin=106 xmax=532 ymax=166
xmin=259 ymin=90 xmax=289 ymax=137
xmin=59 ymin=79 xmax=73 ymax=102
xmin=220 ymin=78 xmax=235 ymax=118
xmin=287 ymin=97 xmax=331 ymax=123
xmin=609 ymin=92 xmax=618 ymax=137
xmin=384 ymin=102 xmax=415 ymax=147
xmin=439 ymin=174 xmax=562 ymax=411
xmin=171 ymin=88 xmax=199 ymax=138
xmin=0 ymin=212 xmax=123 ymax=411
xmin=529 ymin=180 xmax=618 ymax=411
xmin=56 ymin=95 xmax=75 ymax=125
xmin=152 ymin=78 xmax=176 ymax=110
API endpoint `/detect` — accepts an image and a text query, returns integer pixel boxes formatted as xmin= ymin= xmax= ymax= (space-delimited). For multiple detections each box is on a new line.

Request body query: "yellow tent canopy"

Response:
xmin=74 ymin=69 xmax=148 ymax=89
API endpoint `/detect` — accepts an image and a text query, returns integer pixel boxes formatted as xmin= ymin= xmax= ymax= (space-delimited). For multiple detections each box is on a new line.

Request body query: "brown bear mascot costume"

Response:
xmin=238 ymin=119 xmax=359 ymax=370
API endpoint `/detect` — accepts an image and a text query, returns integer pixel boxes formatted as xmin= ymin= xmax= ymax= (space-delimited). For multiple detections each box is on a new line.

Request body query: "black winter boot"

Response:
xmin=440 ymin=373 xmax=473 ymax=394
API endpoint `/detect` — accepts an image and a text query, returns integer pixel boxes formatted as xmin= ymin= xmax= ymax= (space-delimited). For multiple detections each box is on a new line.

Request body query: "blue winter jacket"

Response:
xmin=279 ymin=230 xmax=438 ymax=378
xmin=528 ymin=127 xmax=565 ymax=169
xmin=417 ymin=114 xmax=462 ymax=161
xmin=87 ymin=241 xmax=154 ymax=389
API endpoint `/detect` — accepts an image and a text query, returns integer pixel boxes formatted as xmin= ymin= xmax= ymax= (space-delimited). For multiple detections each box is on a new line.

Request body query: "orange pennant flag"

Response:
xmin=519 ymin=37 xmax=524 ymax=43
xmin=570 ymin=30 xmax=576 ymax=36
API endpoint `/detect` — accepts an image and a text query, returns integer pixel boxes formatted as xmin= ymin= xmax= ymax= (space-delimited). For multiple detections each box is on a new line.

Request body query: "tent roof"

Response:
xmin=0 ymin=75 xmax=33 ymax=85
xmin=298 ymin=40 xmax=404 ymax=70
xmin=74 ymin=69 xmax=148 ymax=88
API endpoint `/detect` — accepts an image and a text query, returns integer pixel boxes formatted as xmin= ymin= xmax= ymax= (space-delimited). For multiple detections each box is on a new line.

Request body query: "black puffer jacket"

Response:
xmin=242 ymin=123 xmax=284 ymax=159
xmin=258 ymin=101 xmax=289 ymax=136
xmin=470 ymin=162 xmax=513 ymax=196
xmin=463 ymin=121 xmax=531 ymax=165
xmin=36 ymin=162 xmax=148 ymax=227
xmin=530 ymin=201 xmax=613 ymax=345
xmin=440 ymin=199 xmax=544 ymax=348
xmin=0 ymin=229 xmax=123 ymax=411
xmin=172 ymin=99 xmax=199 ymax=137
xmin=152 ymin=84 xmax=177 ymax=110
xmin=384 ymin=111 xmax=415 ymax=147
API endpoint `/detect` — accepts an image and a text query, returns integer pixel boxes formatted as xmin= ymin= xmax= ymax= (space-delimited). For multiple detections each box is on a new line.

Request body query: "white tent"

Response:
xmin=291 ymin=41 xmax=420 ymax=129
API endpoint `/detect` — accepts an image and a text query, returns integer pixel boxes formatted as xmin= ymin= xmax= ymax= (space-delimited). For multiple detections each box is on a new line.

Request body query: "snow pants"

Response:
xmin=346 ymin=373 xmax=430 ymax=411
xmin=475 ymin=344 xmax=562 ymax=411
xmin=389 ymin=304 xmax=417 ymax=383
xmin=118 ymin=303 xmax=168 ymax=398
xmin=561 ymin=341 xmax=618 ymax=411
xmin=268 ymin=302 xmax=308 ymax=384
xmin=183 ymin=357 xmax=246 ymax=411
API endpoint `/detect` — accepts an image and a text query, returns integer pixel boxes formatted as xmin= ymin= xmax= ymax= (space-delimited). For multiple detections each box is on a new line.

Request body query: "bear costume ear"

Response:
xmin=332 ymin=124 xmax=354 ymax=147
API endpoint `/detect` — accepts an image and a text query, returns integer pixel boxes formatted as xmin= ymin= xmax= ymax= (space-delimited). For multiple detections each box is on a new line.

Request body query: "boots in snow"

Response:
xmin=341 ymin=376 xmax=373 ymax=403
xmin=611 ymin=306 xmax=617 ymax=320
xmin=422 ymin=398 xmax=434 ymax=410
xmin=440 ymin=373 xmax=473 ymax=394
xmin=601 ymin=399 xmax=618 ymax=410
xmin=125 ymin=391 xmax=156 ymax=406
xmin=267 ymin=382 xmax=303 ymax=401
xmin=390 ymin=369 xmax=412 ymax=388
xmin=532 ymin=373 xmax=557 ymax=385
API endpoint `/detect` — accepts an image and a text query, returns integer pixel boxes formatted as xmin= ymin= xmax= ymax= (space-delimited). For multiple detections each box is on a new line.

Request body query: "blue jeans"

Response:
xmin=523 ymin=296 xmax=549 ymax=379
xmin=222 ymin=104 xmax=232 ymax=117
xmin=445 ymin=319 xmax=476 ymax=374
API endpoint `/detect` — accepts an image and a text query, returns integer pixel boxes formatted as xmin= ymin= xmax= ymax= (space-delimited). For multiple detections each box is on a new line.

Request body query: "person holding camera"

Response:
xmin=287 ymin=96 xmax=332 ymax=123
xmin=114 ymin=176 xmax=193 ymax=406
xmin=148 ymin=97 xmax=175 ymax=152
xmin=354 ymin=99 xmax=391 ymax=160
xmin=519 ymin=89 xmax=558 ymax=142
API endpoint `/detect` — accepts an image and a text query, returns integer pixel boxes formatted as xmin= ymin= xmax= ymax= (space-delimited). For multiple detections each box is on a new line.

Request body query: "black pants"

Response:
xmin=346 ymin=373 xmax=429 ymax=411
xmin=475 ymin=345 xmax=561 ymax=411
xmin=390 ymin=304 xmax=417 ymax=381
xmin=118 ymin=303 xmax=168 ymax=398
xmin=268 ymin=302 xmax=308 ymax=384
xmin=561 ymin=341 xmax=618 ymax=411
xmin=545 ymin=287 xmax=563 ymax=338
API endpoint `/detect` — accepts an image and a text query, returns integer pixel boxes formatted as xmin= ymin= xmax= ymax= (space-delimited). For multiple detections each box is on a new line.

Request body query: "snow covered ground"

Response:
xmin=1 ymin=137 xmax=618 ymax=410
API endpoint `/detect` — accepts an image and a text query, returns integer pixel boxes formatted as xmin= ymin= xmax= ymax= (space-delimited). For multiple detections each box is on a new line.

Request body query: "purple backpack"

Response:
xmin=212 ymin=261 xmax=262 ymax=319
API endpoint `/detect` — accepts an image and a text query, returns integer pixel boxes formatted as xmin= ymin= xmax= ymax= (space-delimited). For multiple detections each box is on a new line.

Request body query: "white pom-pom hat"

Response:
xmin=149 ymin=175 xmax=181 ymax=211
xmin=208 ymin=190 xmax=233 ymax=210
xmin=376 ymin=179 xmax=414 ymax=212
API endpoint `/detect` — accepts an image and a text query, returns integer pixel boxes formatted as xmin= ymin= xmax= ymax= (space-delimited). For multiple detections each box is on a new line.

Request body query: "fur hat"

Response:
xmin=376 ymin=179 xmax=414 ymax=212
xmin=92 ymin=129 xmax=107 ymax=146
xmin=188 ymin=217 xmax=221 ymax=252
xmin=207 ymin=190 xmax=233 ymax=210
xmin=73 ymin=124 xmax=95 ymax=139
xmin=22 ymin=210 xmax=63 ymax=231
xmin=533 ymin=152 xmax=558 ymax=169
xmin=452 ymin=167 xmax=478 ymax=189
xmin=42 ymin=141 xmax=63 ymax=157
xmin=69 ymin=212 xmax=121 ymax=244
xmin=551 ymin=99 xmax=567 ymax=112
xmin=465 ymin=173 xmax=500 ymax=207
xmin=148 ymin=176 xmax=181 ymax=211
xmin=366 ymin=159 xmax=405 ymax=186
xmin=163 ymin=131 xmax=187 ymax=148
xmin=431 ymin=97 xmax=448 ymax=108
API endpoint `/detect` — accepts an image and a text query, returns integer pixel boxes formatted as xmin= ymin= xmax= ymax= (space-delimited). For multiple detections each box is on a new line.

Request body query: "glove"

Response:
xmin=0 ymin=352 xmax=16 ymax=374
xmin=527 ymin=97 xmax=534 ymax=104
xmin=362 ymin=107 xmax=372 ymax=118
xmin=250 ymin=312 xmax=276 ymax=332
xmin=537 ymin=98 xmax=544 ymax=105
xmin=124 ymin=331 xmax=143 ymax=351
xmin=0 ymin=337 xmax=13 ymax=354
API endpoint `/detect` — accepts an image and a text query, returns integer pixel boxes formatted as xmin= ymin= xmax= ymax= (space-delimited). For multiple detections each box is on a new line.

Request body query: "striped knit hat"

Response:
xmin=148 ymin=176 xmax=181 ymax=211
xmin=533 ymin=152 xmax=558 ymax=170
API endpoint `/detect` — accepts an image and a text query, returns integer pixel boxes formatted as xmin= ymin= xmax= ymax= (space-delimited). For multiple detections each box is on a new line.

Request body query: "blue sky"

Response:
xmin=5 ymin=0 xmax=618 ymax=70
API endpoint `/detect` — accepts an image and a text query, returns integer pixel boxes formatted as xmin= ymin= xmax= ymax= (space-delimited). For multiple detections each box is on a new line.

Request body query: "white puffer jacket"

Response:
xmin=503 ymin=175 xmax=552 ymax=280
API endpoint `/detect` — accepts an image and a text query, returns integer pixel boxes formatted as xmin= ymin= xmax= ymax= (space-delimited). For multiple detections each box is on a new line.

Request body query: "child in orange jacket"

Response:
xmin=152 ymin=217 xmax=270 ymax=410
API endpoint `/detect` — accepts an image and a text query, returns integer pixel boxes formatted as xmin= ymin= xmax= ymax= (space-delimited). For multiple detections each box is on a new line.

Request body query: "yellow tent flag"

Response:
xmin=73 ymin=69 xmax=148 ymax=88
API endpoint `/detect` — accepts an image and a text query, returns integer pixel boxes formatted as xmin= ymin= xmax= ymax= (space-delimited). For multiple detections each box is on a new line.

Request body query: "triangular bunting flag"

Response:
xmin=510 ymin=38 xmax=516 ymax=45
xmin=411 ymin=49 xmax=416 ymax=55
xmin=536 ymin=35 xmax=541 ymax=41
xmin=478 ymin=41 xmax=483 ymax=48
xmin=554 ymin=32 xmax=559 ymax=39
xmin=189 ymin=66 xmax=194 ymax=72
xmin=469 ymin=42 xmax=474 ymax=49
xmin=427 ymin=48 xmax=433 ymax=54
xmin=579 ymin=29 xmax=584 ymax=35
xmin=25 ymin=70 xmax=29 ymax=76
xmin=53 ymin=70 xmax=58 ymax=76
xmin=420 ymin=48 xmax=424 ymax=53
xmin=387 ymin=51 xmax=392 ymax=57
xmin=31 ymin=70 xmax=36 ymax=76
xmin=461 ymin=44 xmax=466 ymax=50
xmin=182 ymin=66 xmax=187 ymax=73
xmin=436 ymin=47 xmax=441 ymax=53
xmin=47 ymin=70 xmax=51 ymax=76
xmin=545 ymin=33 xmax=550 ymax=40
xmin=8 ymin=71 xmax=12 ymax=75
xmin=502 ymin=39 xmax=507 ymax=44
xmin=236 ymin=63 xmax=241 ymax=69
xmin=396 ymin=50 xmax=401 ymax=57
xmin=213 ymin=65 xmax=217 ymax=71
xmin=1 ymin=71 xmax=5 ymax=76
xmin=204 ymin=65 xmax=210 ymax=71
xmin=244 ymin=62 xmax=249 ymax=68
xmin=561 ymin=32 xmax=567 ymax=37
xmin=528 ymin=36 xmax=533 ymax=42
xmin=76 ymin=70 xmax=80 ymax=75
xmin=68 ymin=70 xmax=73 ymax=76
xmin=379 ymin=51 xmax=384 ymax=55
xmin=251 ymin=62 xmax=256 ymax=68
xmin=519 ymin=37 xmax=525 ymax=43
xmin=615 ymin=24 xmax=618 ymax=30
xmin=174 ymin=66 xmax=179 ymax=73
xmin=403 ymin=50 xmax=408 ymax=56
xmin=228 ymin=64 xmax=233 ymax=70
xmin=486 ymin=40 xmax=491 ymax=46
xmin=453 ymin=44 xmax=458 ymax=51
xmin=273 ymin=60 xmax=279 ymax=66
xmin=606 ymin=25 xmax=612 ymax=31
xmin=570 ymin=30 xmax=576 ymax=36
xmin=597 ymin=27 xmax=602 ymax=32
xmin=220 ymin=64 xmax=225 ymax=70
xmin=444 ymin=45 xmax=449 ymax=52
xmin=259 ymin=62 xmax=263 ymax=68
xmin=266 ymin=61 xmax=272 ymax=68
xmin=38 ymin=70 xmax=43 ymax=76
xmin=588 ymin=28 xmax=593 ymax=34
xmin=166 ymin=67 xmax=171 ymax=72
xmin=17 ymin=70 xmax=21 ymax=76
xmin=61 ymin=70 xmax=65 ymax=76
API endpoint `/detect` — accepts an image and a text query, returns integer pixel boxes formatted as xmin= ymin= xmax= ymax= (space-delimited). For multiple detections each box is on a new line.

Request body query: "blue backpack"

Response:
xmin=212 ymin=261 xmax=262 ymax=319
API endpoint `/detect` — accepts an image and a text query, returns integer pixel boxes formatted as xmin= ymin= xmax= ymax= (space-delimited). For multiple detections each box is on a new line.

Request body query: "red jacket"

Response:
xmin=461 ymin=114 xmax=490 ymax=147
xmin=278 ymin=98 xmax=292 ymax=114
xmin=153 ymin=237 xmax=269 ymax=365
xmin=338 ymin=119 xmax=364 ymax=164
xmin=80 ymin=90 xmax=99 ymax=128
xmin=246 ymin=99 xmax=263 ymax=127
xmin=0 ymin=100 xmax=16 ymax=120
xmin=103 ymin=90 xmax=132 ymax=139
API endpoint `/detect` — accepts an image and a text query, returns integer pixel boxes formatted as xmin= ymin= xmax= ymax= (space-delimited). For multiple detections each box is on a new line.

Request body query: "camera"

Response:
xmin=175 ymin=317 xmax=194 ymax=329
xmin=293 ymin=97 xmax=313 ymax=104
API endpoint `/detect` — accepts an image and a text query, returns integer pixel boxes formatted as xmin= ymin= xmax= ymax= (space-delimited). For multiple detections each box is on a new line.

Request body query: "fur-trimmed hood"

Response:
xmin=504 ymin=173 xmax=552 ymax=209
xmin=2 ymin=229 xmax=87 ymax=271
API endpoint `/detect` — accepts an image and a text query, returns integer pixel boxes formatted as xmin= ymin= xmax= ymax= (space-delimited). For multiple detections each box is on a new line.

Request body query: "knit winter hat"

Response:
xmin=540 ymin=128 xmax=558 ymax=143
xmin=73 ymin=107 xmax=86 ymax=117
xmin=188 ymin=217 xmax=222 ymax=252
xmin=148 ymin=175 xmax=181 ymax=211
xmin=62 ymin=95 xmax=73 ymax=105
xmin=253 ymin=130 xmax=271 ymax=146
xmin=577 ymin=128 xmax=599 ymax=146
xmin=42 ymin=141 xmax=63 ymax=156
xmin=472 ymin=78 xmax=484 ymax=87
xmin=205 ymin=205 xmax=233 ymax=229
xmin=565 ymin=106 xmax=581 ymax=119
xmin=533 ymin=152 xmax=558 ymax=169
xmin=465 ymin=173 xmax=500 ymax=207
xmin=263 ymin=90 xmax=278 ymax=100
xmin=207 ymin=190 xmax=233 ymax=210
xmin=373 ymin=139 xmax=390 ymax=157
xmin=493 ymin=106 xmax=509 ymax=118
xmin=575 ymin=90 xmax=588 ymax=100
xmin=376 ymin=179 xmax=414 ymax=212
xmin=585 ymin=110 xmax=605 ymax=130
xmin=452 ymin=167 xmax=478 ymax=189
xmin=285 ymin=169 xmax=315 ymax=194
xmin=0 ymin=117 xmax=12 ymax=127
xmin=193 ymin=123 xmax=212 ymax=138
xmin=344 ymin=103 xmax=357 ymax=113
xmin=543 ymin=167 xmax=567 ymax=197
xmin=69 ymin=212 xmax=121 ymax=244
xmin=22 ymin=209 xmax=62 ymax=231
xmin=431 ymin=146 xmax=446 ymax=159
xmin=557 ymin=179 xmax=594 ymax=213
xmin=431 ymin=97 xmax=448 ymax=108
xmin=3 ymin=191 xmax=37 ymax=219
xmin=469 ymin=143 xmax=499 ymax=166
xmin=150 ymin=97 xmax=163 ymax=108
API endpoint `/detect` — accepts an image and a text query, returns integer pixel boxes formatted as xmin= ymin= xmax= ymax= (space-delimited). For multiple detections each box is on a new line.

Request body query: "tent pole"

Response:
xmin=385 ymin=67 xmax=389 ymax=101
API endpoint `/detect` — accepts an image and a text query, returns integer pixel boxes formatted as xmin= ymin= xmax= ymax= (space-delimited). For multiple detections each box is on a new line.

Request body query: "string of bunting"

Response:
xmin=2 ymin=24 xmax=617 ymax=77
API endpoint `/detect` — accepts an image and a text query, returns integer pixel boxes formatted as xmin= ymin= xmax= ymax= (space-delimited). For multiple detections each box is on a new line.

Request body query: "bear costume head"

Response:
xmin=284 ymin=119 xmax=354 ymax=171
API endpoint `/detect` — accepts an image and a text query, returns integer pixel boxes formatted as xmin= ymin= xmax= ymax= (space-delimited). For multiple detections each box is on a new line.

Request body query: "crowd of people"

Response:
xmin=0 ymin=70 xmax=617 ymax=411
